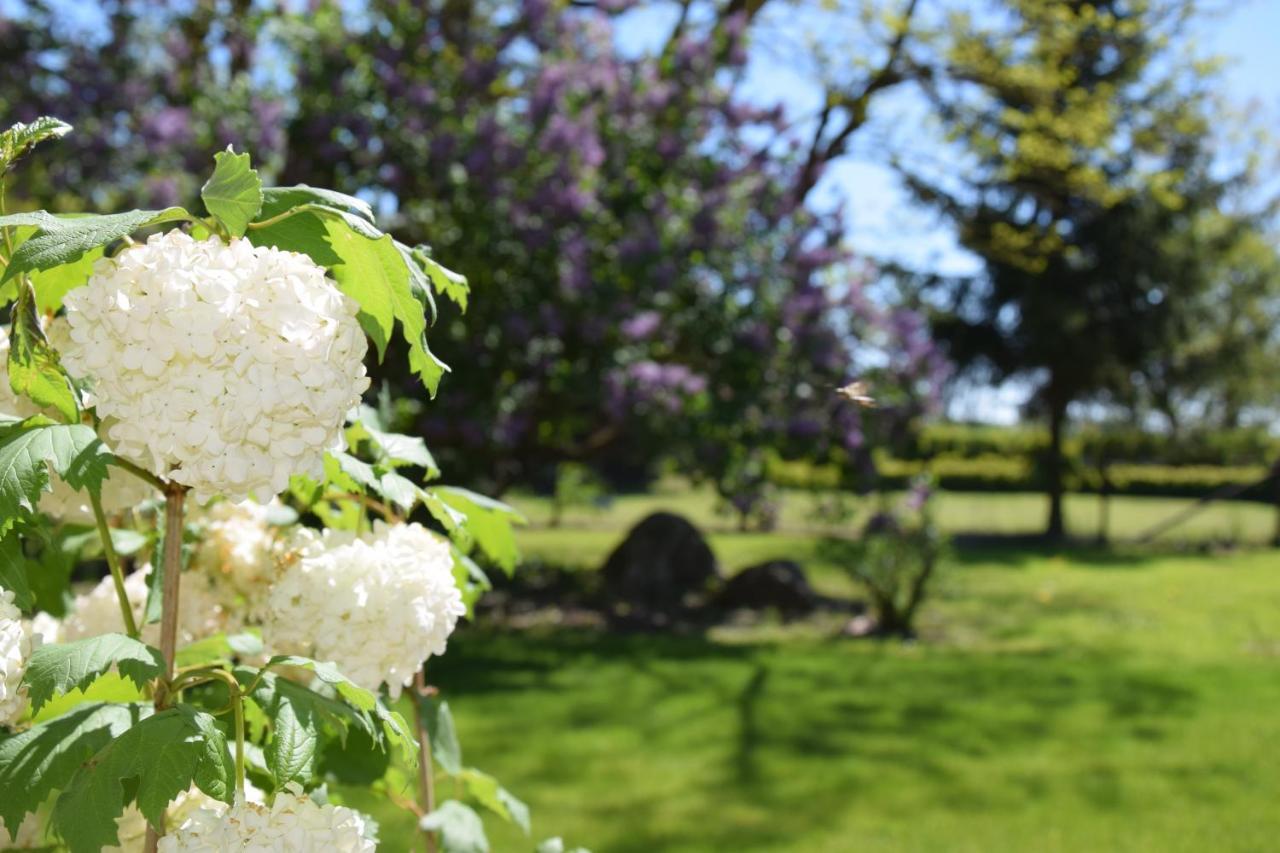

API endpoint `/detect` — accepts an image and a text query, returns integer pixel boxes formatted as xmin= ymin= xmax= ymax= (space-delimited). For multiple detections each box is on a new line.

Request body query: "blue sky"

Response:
xmin=621 ymin=0 xmax=1280 ymax=423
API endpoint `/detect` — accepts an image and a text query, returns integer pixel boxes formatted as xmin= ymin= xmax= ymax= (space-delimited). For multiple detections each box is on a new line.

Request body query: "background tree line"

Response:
xmin=2 ymin=0 xmax=1276 ymax=538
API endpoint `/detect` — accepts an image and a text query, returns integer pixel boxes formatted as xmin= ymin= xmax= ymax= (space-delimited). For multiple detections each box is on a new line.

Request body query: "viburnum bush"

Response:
xmin=0 ymin=119 xmax=576 ymax=852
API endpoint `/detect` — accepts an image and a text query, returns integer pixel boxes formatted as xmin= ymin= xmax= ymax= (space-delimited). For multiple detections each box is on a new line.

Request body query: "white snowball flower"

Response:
xmin=61 ymin=230 xmax=371 ymax=503
xmin=0 ymin=326 xmax=153 ymax=523
xmin=192 ymin=499 xmax=280 ymax=605
xmin=61 ymin=567 xmax=235 ymax=646
xmin=157 ymin=785 xmax=374 ymax=852
xmin=111 ymin=781 xmax=264 ymax=852
xmin=0 ymin=590 xmax=39 ymax=728
xmin=264 ymin=522 xmax=465 ymax=697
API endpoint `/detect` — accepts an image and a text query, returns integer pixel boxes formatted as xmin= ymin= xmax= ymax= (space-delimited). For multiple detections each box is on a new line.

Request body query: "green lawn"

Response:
xmin=355 ymin=491 xmax=1280 ymax=852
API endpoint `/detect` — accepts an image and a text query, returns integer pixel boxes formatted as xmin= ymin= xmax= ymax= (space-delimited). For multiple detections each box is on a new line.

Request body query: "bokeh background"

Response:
xmin=4 ymin=0 xmax=1280 ymax=850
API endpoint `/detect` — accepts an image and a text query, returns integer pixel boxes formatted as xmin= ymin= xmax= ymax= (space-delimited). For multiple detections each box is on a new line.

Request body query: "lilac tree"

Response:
xmin=0 ymin=0 xmax=946 ymax=510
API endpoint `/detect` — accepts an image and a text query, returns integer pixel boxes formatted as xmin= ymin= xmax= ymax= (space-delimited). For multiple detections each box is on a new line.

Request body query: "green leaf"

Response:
xmin=319 ymin=725 xmax=390 ymax=786
xmin=24 ymin=633 xmax=165 ymax=713
xmin=0 ymin=701 xmax=148 ymax=838
xmin=450 ymin=547 xmax=491 ymax=618
xmin=255 ymin=656 xmax=418 ymax=764
xmin=248 ymin=214 xmax=449 ymax=393
xmin=352 ymin=409 xmax=439 ymax=474
xmin=201 ymin=148 xmax=263 ymax=238
xmin=421 ymin=801 xmax=489 ymax=853
xmin=420 ymin=698 xmax=462 ymax=776
xmin=52 ymin=705 xmax=232 ymax=853
xmin=0 ymin=208 xmax=192 ymax=282
xmin=0 ymin=418 xmax=111 ymax=537
xmin=377 ymin=471 xmax=419 ymax=514
xmin=7 ymin=278 xmax=77 ymax=421
xmin=431 ymin=487 xmax=525 ymax=575
xmin=328 ymin=451 xmax=379 ymax=493
xmin=0 ymin=531 xmax=33 ymax=610
xmin=460 ymin=768 xmax=530 ymax=834
xmin=417 ymin=248 xmax=470 ymax=312
xmin=30 ymin=244 xmax=103 ymax=312
xmin=259 ymin=186 xmax=375 ymax=225
xmin=264 ymin=686 xmax=319 ymax=788
xmin=31 ymin=672 xmax=147 ymax=724
xmin=0 ymin=117 xmax=71 ymax=174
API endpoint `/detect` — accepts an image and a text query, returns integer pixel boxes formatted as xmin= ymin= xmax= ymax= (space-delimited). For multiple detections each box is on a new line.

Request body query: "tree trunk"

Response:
xmin=1045 ymin=392 xmax=1067 ymax=542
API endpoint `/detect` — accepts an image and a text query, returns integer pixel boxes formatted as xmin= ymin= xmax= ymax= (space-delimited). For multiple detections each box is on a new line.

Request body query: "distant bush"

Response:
xmin=766 ymin=423 xmax=1278 ymax=501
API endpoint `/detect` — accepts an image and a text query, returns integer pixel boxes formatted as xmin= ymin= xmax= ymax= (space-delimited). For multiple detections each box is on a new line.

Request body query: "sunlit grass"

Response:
xmin=357 ymin=490 xmax=1280 ymax=852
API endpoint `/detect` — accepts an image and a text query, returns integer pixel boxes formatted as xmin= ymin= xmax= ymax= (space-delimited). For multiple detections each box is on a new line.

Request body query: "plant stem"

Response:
xmin=110 ymin=456 xmax=166 ymax=491
xmin=91 ymin=491 xmax=139 ymax=638
xmin=156 ymin=482 xmax=187 ymax=705
xmin=244 ymin=202 xmax=330 ymax=231
xmin=144 ymin=481 xmax=186 ymax=853
xmin=413 ymin=669 xmax=437 ymax=853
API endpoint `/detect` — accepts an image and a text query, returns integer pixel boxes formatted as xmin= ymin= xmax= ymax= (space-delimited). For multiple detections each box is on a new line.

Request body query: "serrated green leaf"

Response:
xmin=24 ymin=634 xmax=164 ymax=713
xmin=0 ymin=208 xmax=192 ymax=282
xmin=259 ymin=186 xmax=375 ymax=225
xmin=460 ymin=768 xmax=529 ymax=834
xmin=248 ymin=214 xmax=449 ymax=393
xmin=420 ymin=800 xmax=489 ymax=853
xmin=329 ymin=451 xmax=379 ymax=493
xmin=319 ymin=724 xmax=390 ymax=786
xmin=431 ymin=487 xmax=525 ymax=575
xmin=31 ymin=672 xmax=147 ymax=724
xmin=256 ymin=656 xmax=418 ymax=765
xmin=30 ymin=244 xmax=102 ymax=312
xmin=450 ymin=547 xmax=491 ymax=617
xmin=0 ymin=702 xmax=148 ymax=838
xmin=0 ymin=418 xmax=110 ymax=537
xmin=52 ymin=705 xmax=232 ymax=853
xmin=0 ymin=531 xmax=32 ymax=610
xmin=0 ymin=117 xmax=71 ymax=174
xmin=266 ymin=691 xmax=319 ymax=788
xmin=421 ymin=698 xmax=462 ymax=776
xmin=377 ymin=472 xmax=419 ymax=514
xmin=352 ymin=409 xmax=439 ymax=474
xmin=419 ymin=250 xmax=470 ymax=312
xmin=7 ymin=278 xmax=77 ymax=421
xmin=201 ymin=148 xmax=262 ymax=238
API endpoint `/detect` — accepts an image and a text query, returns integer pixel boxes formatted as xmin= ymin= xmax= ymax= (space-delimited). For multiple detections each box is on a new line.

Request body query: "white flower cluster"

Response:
xmin=0 ymin=591 xmax=38 ymax=728
xmin=0 ymin=326 xmax=153 ymax=524
xmin=62 ymin=230 xmax=370 ymax=503
xmin=110 ymin=782 xmax=264 ymax=853
xmin=264 ymin=522 xmax=464 ymax=697
xmin=191 ymin=499 xmax=279 ymax=604
xmin=157 ymin=785 xmax=374 ymax=853
xmin=59 ymin=567 xmax=235 ymax=647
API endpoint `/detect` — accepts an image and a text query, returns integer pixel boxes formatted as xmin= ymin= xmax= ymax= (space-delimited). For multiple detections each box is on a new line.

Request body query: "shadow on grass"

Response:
xmin=428 ymin=628 xmax=1205 ymax=852
xmin=946 ymin=533 xmax=1235 ymax=570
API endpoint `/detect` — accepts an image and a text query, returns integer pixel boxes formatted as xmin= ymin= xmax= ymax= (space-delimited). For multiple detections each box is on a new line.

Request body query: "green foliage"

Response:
xmin=0 ymin=530 xmax=33 ymax=610
xmin=0 ymin=416 xmax=110 ymax=536
xmin=253 ymin=656 xmax=417 ymax=765
xmin=459 ymin=768 xmax=530 ymax=834
xmin=51 ymin=705 xmax=233 ymax=853
xmin=23 ymin=634 xmax=165 ymax=713
xmin=0 ymin=116 xmax=71 ymax=175
xmin=0 ymin=208 xmax=191 ymax=282
xmin=247 ymin=211 xmax=450 ymax=393
xmin=259 ymin=186 xmax=375 ymax=224
xmin=420 ymin=800 xmax=489 ymax=853
xmin=430 ymin=487 xmax=525 ymax=576
xmin=200 ymin=147 xmax=263 ymax=238
xmin=7 ymin=277 xmax=78 ymax=421
xmin=418 ymin=697 xmax=462 ymax=775
xmin=0 ymin=701 xmax=148 ymax=838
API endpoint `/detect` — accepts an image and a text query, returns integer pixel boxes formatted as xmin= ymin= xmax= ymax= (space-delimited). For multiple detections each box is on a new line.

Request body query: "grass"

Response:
xmin=354 ymin=489 xmax=1280 ymax=851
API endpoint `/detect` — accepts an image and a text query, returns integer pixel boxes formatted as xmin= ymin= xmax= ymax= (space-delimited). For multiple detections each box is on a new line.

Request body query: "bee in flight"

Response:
xmin=836 ymin=380 xmax=875 ymax=408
